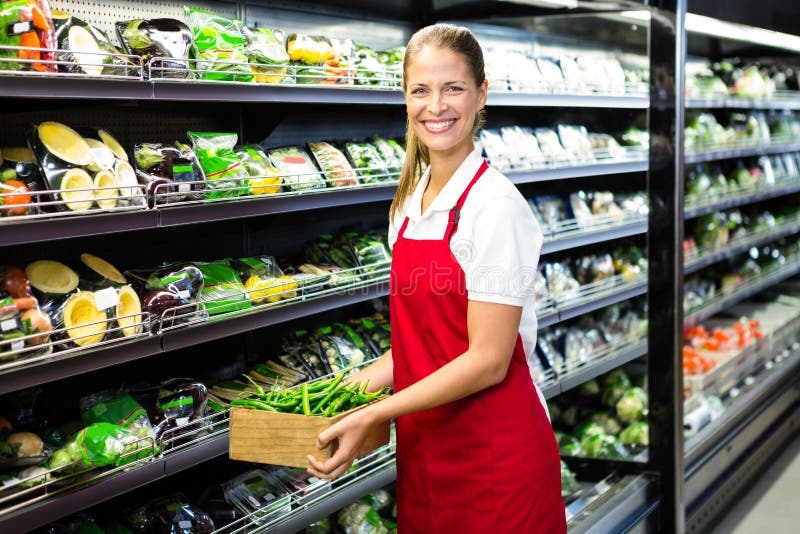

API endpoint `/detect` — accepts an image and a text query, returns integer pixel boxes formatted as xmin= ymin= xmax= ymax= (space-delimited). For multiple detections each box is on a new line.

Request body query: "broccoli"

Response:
xmin=590 ymin=411 xmax=623 ymax=435
xmin=560 ymin=460 xmax=580 ymax=498
xmin=601 ymin=370 xmax=632 ymax=407
xmin=619 ymin=422 xmax=649 ymax=447
xmin=581 ymin=433 xmax=629 ymax=459
xmin=574 ymin=422 xmax=605 ymax=440
xmin=578 ymin=378 xmax=600 ymax=397
xmin=616 ymin=387 xmax=648 ymax=423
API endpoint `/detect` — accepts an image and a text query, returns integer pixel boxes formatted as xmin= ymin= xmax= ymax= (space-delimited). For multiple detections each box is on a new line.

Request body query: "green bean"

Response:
xmin=230 ymin=399 xmax=276 ymax=411
xmin=302 ymin=383 xmax=311 ymax=415
xmin=242 ymin=375 xmax=265 ymax=397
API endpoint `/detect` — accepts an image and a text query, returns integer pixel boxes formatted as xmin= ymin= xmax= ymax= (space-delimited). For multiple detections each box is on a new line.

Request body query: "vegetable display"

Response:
xmin=308 ymin=142 xmax=359 ymax=187
xmin=345 ymin=141 xmax=391 ymax=183
xmin=184 ymin=7 xmax=251 ymax=82
xmin=243 ymin=27 xmax=289 ymax=83
xmin=267 ymin=146 xmax=326 ymax=191
xmin=187 ymin=131 xmax=249 ymax=200
xmin=52 ymin=13 xmax=134 ymax=77
xmin=116 ymin=18 xmax=192 ymax=78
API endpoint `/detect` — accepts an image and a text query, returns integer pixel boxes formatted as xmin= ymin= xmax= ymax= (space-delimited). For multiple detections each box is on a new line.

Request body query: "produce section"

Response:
xmin=0 ymin=1 xmax=797 ymax=532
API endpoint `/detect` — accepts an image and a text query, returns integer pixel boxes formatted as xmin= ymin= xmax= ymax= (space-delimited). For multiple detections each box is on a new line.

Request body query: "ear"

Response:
xmin=478 ymin=78 xmax=488 ymax=109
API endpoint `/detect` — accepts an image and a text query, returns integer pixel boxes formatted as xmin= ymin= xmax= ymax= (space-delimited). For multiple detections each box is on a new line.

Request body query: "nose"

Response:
xmin=427 ymin=90 xmax=447 ymax=114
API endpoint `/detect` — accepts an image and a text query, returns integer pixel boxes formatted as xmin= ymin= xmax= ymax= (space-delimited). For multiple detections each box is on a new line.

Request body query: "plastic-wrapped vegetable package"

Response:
xmin=502 ymin=126 xmax=544 ymax=169
xmin=126 ymin=263 xmax=204 ymax=330
xmin=47 ymin=422 xmax=152 ymax=470
xmin=126 ymin=493 xmax=215 ymax=533
xmin=536 ymin=57 xmax=564 ymax=89
xmin=267 ymin=146 xmax=326 ymax=191
xmin=590 ymin=191 xmax=624 ymax=220
xmin=0 ymin=0 xmax=56 ymax=73
xmin=589 ymin=133 xmax=626 ymax=159
xmin=222 ymin=470 xmax=291 ymax=524
xmin=569 ymin=191 xmax=594 ymax=227
xmin=134 ymin=141 xmax=204 ymax=204
xmin=574 ymin=253 xmax=615 ymax=285
xmin=308 ymin=142 xmax=359 ymax=187
xmin=233 ymin=256 xmax=296 ymax=305
xmin=345 ymin=142 xmax=390 ymax=183
xmin=350 ymin=233 xmax=392 ymax=278
xmin=51 ymin=13 xmax=135 ymax=76
xmin=478 ymin=129 xmax=512 ymax=171
xmin=243 ymin=26 xmax=289 ymax=83
xmin=319 ymin=334 xmax=366 ymax=373
xmin=187 ymin=131 xmax=249 ymax=200
xmin=195 ymin=261 xmax=251 ymax=315
xmin=1 ymin=265 xmax=52 ymax=362
xmin=557 ymin=124 xmax=595 ymax=163
xmin=543 ymin=262 xmax=580 ymax=299
xmin=534 ymin=128 xmax=571 ymax=164
xmin=235 ymin=145 xmax=282 ymax=195
xmin=370 ymin=135 xmax=403 ymax=175
xmin=533 ymin=195 xmax=568 ymax=232
xmin=184 ymin=7 xmax=251 ymax=82
xmin=351 ymin=43 xmax=386 ymax=86
xmin=116 ymin=18 xmax=192 ymax=78
xmin=80 ymin=390 xmax=154 ymax=440
xmin=558 ymin=56 xmax=580 ymax=90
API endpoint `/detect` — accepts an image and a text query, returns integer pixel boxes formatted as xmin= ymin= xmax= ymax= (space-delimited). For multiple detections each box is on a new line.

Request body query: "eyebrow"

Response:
xmin=408 ymin=80 xmax=467 ymax=87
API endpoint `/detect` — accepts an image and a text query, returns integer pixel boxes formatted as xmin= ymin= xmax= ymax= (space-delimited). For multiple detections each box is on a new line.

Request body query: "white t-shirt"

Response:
xmin=389 ymin=149 xmax=546 ymax=405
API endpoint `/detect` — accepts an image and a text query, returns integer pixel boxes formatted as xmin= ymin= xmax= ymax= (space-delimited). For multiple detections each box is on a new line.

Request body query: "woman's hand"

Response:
xmin=307 ymin=407 xmax=376 ymax=480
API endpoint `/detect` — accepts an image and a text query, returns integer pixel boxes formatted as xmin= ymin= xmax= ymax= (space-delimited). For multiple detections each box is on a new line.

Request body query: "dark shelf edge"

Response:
xmin=487 ymin=93 xmax=649 ymax=109
xmin=0 ymin=76 xmax=152 ymax=100
xmin=686 ymin=98 xmax=800 ymax=110
xmin=557 ymin=281 xmax=648 ymax=323
xmin=541 ymin=221 xmax=647 ymax=255
xmin=684 ymin=181 xmax=800 ymax=219
xmin=557 ymin=342 xmax=648 ymax=394
xmin=269 ymin=463 xmax=398 ymax=534
xmin=568 ymin=475 xmax=657 ymax=534
xmin=0 ymin=210 xmax=159 ymax=247
xmin=0 ymin=336 xmax=162 ymax=396
xmin=507 ymin=160 xmax=647 ymax=185
xmin=161 ymin=283 xmax=391 ymax=352
xmin=685 ymin=142 xmax=800 ymax=164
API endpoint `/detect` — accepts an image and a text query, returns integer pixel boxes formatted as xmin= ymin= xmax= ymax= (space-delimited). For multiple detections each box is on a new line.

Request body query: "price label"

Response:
xmin=93 ymin=287 xmax=119 ymax=312
xmin=177 ymin=289 xmax=191 ymax=300
xmin=248 ymin=496 xmax=260 ymax=508
xmin=178 ymin=183 xmax=191 ymax=193
xmin=9 ymin=21 xmax=33 ymax=36
xmin=11 ymin=339 xmax=24 ymax=352
xmin=2 ymin=477 xmax=20 ymax=487
xmin=1 ymin=318 xmax=18 ymax=333
xmin=308 ymin=476 xmax=319 ymax=483
xmin=177 ymin=521 xmax=193 ymax=530
xmin=175 ymin=417 xmax=189 ymax=427
xmin=263 ymin=492 xmax=275 ymax=502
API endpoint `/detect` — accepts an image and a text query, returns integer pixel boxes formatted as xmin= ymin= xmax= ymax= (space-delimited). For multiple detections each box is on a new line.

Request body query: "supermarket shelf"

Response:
xmin=0 ymin=433 xmax=232 ymax=533
xmin=567 ymin=474 xmax=658 ymax=534
xmin=557 ymin=279 xmax=647 ymax=322
xmin=685 ymin=260 xmax=800 ymax=324
xmin=487 ymin=92 xmax=648 ymax=109
xmin=685 ymin=342 xmax=800 ymax=469
xmin=264 ymin=463 xmax=398 ymax=534
xmin=161 ymin=281 xmax=391 ymax=352
xmin=684 ymin=217 xmax=800 ymax=274
xmin=0 ymin=75 xmax=152 ymax=100
xmin=157 ymin=185 xmax=397 ymax=227
xmin=541 ymin=219 xmax=648 ymax=255
xmin=556 ymin=341 xmax=648 ymax=395
xmin=686 ymin=97 xmax=800 ymax=110
xmin=0 ymin=210 xmax=159 ymax=247
xmin=507 ymin=159 xmax=648 ymax=185
xmin=685 ymin=142 xmax=800 ymax=164
xmin=0 ymin=336 xmax=162 ymax=396
xmin=684 ymin=181 xmax=800 ymax=219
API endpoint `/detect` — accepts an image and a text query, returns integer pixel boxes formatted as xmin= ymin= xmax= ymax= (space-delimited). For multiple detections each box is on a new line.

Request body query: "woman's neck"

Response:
xmin=426 ymin=140 xmax=475 ymax=197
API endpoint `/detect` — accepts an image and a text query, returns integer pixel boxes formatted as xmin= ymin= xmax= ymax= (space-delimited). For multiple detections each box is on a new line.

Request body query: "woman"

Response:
xmin=307 ymin=23 xmax=566 ymax=533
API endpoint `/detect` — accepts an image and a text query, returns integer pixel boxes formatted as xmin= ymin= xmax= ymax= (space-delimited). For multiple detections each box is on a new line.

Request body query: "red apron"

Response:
xmin=390 ymin=160 xmax=566 ymax=533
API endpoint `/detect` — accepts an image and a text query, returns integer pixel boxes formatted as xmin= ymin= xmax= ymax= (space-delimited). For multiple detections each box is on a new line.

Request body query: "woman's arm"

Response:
xmin=346 ymin=349 xmax=394 ymax=393
xmin=307 ymin=300 xmax=522 ymax=479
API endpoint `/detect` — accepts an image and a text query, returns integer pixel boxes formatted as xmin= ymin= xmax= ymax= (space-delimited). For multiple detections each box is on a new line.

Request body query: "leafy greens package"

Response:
xmin=80 ymin=390 xmax=153 ymax=440
xmin=184 ymin=6 xmax=251 ymax=82
xmin=47 ymin=422 xmax=152 ymax=469
xmin=195 ymin=261 xmax=251 ymax=315
xmin=115 ymin=18 xmax=192 ymax=78
xmin=243 ymin=26 xmax=289 ymax=83
xmin=266 ymin=146 xmax=326 ymax=191
xmin=345 ymin=142 xmax=390 ymax=183
xmin=235 ymin=145 xmax=282 ymax=195
xmin=134 ymin=141 xmax=204 ymax=204
xmin=187 ymin=132 xmax=249 ymax=199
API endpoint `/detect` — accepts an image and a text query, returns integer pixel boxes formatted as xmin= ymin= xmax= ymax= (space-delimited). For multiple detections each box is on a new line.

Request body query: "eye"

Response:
xmin=410 ymin=87 xmax=427 ymax=95
xmin=445 ymin=86 xmax=465 ymax=93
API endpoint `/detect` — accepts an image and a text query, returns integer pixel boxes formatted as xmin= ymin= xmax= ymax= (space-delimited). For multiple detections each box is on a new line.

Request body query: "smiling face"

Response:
xmin=405 ymin=45 xmax=488 ymax=159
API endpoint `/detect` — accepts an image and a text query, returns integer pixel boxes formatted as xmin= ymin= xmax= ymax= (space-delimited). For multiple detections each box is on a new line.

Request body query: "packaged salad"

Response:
xmin=187 ymin=132 xmax=249 ymax=200
xmin=346 ymin=142 xmax=390 ymax=183
xmin=195 ymin=261 xmax=251 ymax=315
xmin=235 ymin=145 xmax=282 ymax=195
xmin=534 ymin=128 xmax=571 ymax=163
xmin=184 ymin=7 xmax=251 ymax=82
xmin=266 ymin=146 xmax=326 ymax=191
xmin=308 ymin=142 xmax=359 ymax=187
xmin=371 ymin=135 xmax=403 ymax=175
xmin=242 ymin=26 xmax=289 ymax=83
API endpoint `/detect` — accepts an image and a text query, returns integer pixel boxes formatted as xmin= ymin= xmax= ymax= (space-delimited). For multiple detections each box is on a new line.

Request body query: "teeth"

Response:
xmin=426 ymin=120 xmax=455 ymax=131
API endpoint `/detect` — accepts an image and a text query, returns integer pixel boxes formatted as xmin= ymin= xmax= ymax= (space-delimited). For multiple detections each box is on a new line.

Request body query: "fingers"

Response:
xmin=306 ymin=452 xmax=353 ymax=480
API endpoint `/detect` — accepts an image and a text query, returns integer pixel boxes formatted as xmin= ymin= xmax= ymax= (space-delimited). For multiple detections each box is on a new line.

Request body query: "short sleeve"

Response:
xmin=459 ymin=193 xmax=543 ymax=306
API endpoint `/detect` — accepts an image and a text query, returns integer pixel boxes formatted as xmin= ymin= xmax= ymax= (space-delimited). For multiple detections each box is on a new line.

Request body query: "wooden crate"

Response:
xmin=229 ymin=404 xmax=390 ymax=468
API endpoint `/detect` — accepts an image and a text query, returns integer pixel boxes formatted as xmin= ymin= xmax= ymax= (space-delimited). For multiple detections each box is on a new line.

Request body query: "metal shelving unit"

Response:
xmin=686 ymin=97 xmax=800 ymax=110
xmin=685 ymin=142 xmax=800 ymax=164
xmin=684 ymin=180 xmax=800 ymax=219
xmin=684 ymin=215 xmax=800 ymax=274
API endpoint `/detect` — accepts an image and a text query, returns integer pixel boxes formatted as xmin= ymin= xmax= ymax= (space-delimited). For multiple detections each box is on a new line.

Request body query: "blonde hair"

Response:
xmin=390 ymin=23 xmax=486 ymax=223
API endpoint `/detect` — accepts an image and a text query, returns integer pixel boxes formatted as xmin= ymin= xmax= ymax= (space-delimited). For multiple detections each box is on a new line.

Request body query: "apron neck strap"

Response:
xmin=445 ymin=159 xmax=489 ymax=241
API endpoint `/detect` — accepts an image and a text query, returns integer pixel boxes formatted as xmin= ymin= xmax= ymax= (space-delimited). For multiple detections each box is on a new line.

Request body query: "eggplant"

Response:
xmin=115 ymin=19 xmax=192 ymax=79
xmin=141 ymin=289 xmax=195 ymax=328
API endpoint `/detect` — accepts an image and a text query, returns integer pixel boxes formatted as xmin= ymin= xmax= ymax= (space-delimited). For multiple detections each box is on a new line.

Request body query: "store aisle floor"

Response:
xmin=710 ymin=431 xmax=800 ymax=533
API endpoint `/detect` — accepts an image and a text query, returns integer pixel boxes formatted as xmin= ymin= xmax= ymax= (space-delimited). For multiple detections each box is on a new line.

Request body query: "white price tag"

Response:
xmin=248 ymin=496 xmax=260 ymax=508
xmin=177 ymin=290 xmax=191 ymax=300
xmin=1 ymin=318 xmax=17 ymax=332
xmin=178 ymin=521 xmax=192 ymax=530
xmin=308 ymin=476 xmax=319 ymax=483
xmin=12 ymin=21 xmax=31 ymax=34
xmin=175 ymin=417 xmax=189 ymax=427
xmin=263 ymin=492 xmax=275 ymax=502
xmin=178 ymin=183 xmax=191 ymax=193
xmin=11 ymin=340 xmax=24 ymax=352
xmin=93 ymin=287 xmax=119 ymax=312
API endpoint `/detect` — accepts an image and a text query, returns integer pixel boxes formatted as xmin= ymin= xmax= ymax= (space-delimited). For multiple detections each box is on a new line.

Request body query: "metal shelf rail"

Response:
xmin=684 ymin=179 xmax=800 ymax=219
